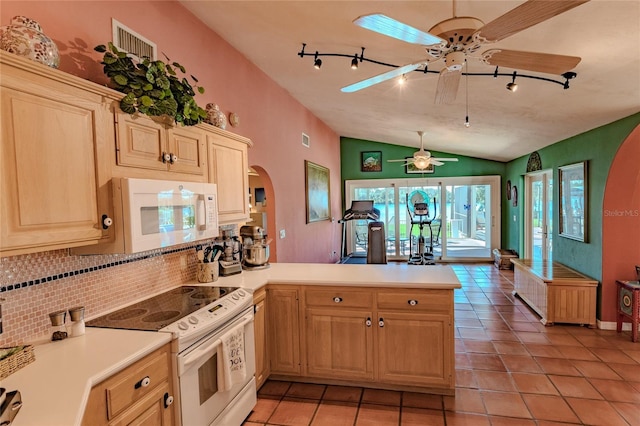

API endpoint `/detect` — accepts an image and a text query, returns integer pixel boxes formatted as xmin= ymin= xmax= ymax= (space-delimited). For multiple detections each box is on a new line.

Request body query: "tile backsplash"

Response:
xmin=0 ymin=242 xmax=204 ymax=347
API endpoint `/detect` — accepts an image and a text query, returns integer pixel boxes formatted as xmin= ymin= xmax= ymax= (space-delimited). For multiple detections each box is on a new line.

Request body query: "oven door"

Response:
xmin=177 ymin=307 xmax=256 ymax=426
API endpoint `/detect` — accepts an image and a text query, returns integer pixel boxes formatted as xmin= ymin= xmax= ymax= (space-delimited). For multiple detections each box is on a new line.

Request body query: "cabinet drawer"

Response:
xmin=305 ymin=288 xmax=373 ymax=308
xmin=106 ymin=345 xmax=170 ymax=419
xmin=377 ymin=290 xmax=452 ymax=313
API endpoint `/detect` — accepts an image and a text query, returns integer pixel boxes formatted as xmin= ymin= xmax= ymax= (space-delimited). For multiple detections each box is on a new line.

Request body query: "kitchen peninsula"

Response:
xmin=2 ymin=263 xmax=460 ymax=426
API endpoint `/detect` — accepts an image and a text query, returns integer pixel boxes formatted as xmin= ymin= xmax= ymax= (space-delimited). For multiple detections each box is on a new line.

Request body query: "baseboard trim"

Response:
xmin=597 ymin=320 xmax=632 ymax=331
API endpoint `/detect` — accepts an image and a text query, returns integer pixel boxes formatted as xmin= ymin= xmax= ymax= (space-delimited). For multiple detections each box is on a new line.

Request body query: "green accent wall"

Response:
xmin=503 ymin=112 xmax=640 ymax=282
xmin=340 ymin=137 xmax=505 ymax=203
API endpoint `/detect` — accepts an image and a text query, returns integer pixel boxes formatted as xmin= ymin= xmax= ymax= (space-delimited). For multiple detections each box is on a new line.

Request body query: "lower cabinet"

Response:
xmin=267 ymin=286 xmax=301 ymax=375
xmin=82 ymin=343 xmax=175 ymax=426
xmin=253 ymin=288 xmax=269 ymax=389
xmin=265 ymin=285 xmax=455 ymax=394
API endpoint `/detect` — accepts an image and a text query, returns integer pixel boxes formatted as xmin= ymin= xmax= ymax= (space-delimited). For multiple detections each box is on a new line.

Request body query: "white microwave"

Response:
xmin=115 ymin=178 xmax=219 ymax=253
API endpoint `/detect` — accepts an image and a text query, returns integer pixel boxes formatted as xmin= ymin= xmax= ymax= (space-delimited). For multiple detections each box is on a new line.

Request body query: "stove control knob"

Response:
xmin=238 ymin=289 xmax=246 ymax=297
xmin=178 ymin=321 xmax=189 ymax=330
xmin=232 ymin=293 xmax=239 ymax=300
xmin=188 ymin=316 xmax=198 ymax=324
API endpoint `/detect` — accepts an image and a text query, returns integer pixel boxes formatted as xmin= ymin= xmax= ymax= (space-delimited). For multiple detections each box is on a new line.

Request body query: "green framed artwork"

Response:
xmin=305 ymin=160 xmax=331 ymax=223
xmin=361 ymin=151 xmax=382 ymax=172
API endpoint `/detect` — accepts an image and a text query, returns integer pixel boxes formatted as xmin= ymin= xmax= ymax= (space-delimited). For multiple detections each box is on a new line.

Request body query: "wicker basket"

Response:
xmin=0 ymin=345 xmax=35 ymax=380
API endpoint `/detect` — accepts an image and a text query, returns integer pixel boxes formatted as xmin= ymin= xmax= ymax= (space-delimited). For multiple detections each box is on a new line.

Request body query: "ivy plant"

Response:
xmin=95 ymin=43 xmax=206 ymax=126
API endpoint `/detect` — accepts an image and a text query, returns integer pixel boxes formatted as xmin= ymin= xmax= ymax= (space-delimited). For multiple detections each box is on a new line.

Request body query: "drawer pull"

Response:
xmin=333 ymin=297 xmax=343 ymax=303
xmin=408 ymin=299 xmax=418 ymax=306
xmin=379 ymin=318 xmax=384 ymax=327
xmin=164 ymin=393 xmax=174 ymax=408
xmin=135 ymin=376 xmax=151 ymax=389
xmin=365 ymin=317 xmax=372 ymax=327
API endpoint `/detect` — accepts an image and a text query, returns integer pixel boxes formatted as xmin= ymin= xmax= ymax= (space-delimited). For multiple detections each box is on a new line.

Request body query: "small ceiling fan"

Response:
xmin=388 ymin=131 xmax=459 ymax=169
xmin=342 ymin=0 xmax=588 ymax=103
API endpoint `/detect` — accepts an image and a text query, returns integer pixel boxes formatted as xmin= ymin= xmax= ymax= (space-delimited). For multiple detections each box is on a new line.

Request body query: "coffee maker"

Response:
xmin=240 ymin=226 xmax=271 ymax=270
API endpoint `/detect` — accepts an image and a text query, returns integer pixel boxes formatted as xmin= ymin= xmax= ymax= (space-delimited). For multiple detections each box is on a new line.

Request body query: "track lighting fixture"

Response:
xmin=398 ymin=74 xmax=407 ymax=85
xmin=297 ymin=43 xmax=576 ymax=90
xmin=506 ymin=71 xmax=518 ymax=92
xmin=464 ymin=60 xmax=470 ymax=127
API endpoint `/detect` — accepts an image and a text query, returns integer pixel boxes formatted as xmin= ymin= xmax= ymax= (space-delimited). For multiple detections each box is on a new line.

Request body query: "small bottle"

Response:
xmin=49 ymin=310 xmax=68 ymax=341
xmin=68 ymin=306 xmax=85 ymax=337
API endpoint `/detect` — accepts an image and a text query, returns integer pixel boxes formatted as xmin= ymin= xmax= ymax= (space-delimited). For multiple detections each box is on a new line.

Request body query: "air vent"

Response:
xmin=112 ymin=19 xmax=156 ymax=61
xmin=302 ymin=133 xmax=310 ymax=148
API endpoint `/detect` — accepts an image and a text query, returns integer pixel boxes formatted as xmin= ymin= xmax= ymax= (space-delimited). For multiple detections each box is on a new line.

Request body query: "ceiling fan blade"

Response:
xmin=483 ymin=49 xmax=581 ymax=74
xmin=387 ymin=158 xmax=412 ymax=163
xmin=430 ymin=159 xmax=444 ymax=166
xmin=431 ymin=157 xmax=459 ymax=162
xmin=341 ymin=62 xmax=423 ymax=93
xmin=354 ymin=14 xmax=446 ymax=46
xmin=434 ymin=68 xmax=461 ymax=104
xmin=475 ymin=0 xmax=589 ymax=43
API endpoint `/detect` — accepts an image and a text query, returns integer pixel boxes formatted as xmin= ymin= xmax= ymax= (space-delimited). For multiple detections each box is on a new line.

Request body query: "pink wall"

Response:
xmin=0 ymin=1 xmax=341 ymax=263
xmin=602 ymin=125 xmax=640 ymax=322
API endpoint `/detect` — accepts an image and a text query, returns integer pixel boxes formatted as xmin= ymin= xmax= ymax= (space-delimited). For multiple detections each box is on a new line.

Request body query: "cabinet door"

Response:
xmin=207 ymin=134 xmax=249 ymax=224
xmin=115 ymin=112 xmax=168 ymax=171
xmin=306 ymin=308 xmax=374 ymax=381
xmin=108 ymin=381 xmax=173 ymax=426
xmin=377 ymin=312 xmax=453 ymax=388
xmin=253 ymin=289 xmax=269 ymax=389
xmin=0 ymin=86 xmax=103 ymax=254
xmin=167 ymin=126 xmax=206 ymax=175
xmin=268 ymin=288 xmax=301 ymax=375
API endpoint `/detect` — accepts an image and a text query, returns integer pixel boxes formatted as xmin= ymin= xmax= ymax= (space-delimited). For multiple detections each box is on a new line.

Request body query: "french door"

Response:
xmin=525 ymin=170 xmax=553 ymax=261
xmin=344 ymin=176 xmax=500 ymax=261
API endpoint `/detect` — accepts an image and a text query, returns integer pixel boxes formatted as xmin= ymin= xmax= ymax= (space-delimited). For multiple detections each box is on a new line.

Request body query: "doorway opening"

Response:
xmin=248 ymin=166 xmax=277 ymax=261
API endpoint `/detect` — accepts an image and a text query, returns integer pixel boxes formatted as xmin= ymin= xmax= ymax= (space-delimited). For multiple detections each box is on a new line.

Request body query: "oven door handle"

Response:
xmin=178 ymin=314 xmax=253 ymax=376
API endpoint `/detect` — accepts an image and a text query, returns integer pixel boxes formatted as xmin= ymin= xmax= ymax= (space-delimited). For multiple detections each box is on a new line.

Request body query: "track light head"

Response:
xmin=464 ymin=116 xmax=470 ymax=127
xmin=313 ymin=51 xmax=322 ymax=69
xmin=506 ymin=71 xmax=518 ymax=92
xmin=493 ymin=66 xmax=499 ymax=78
xmin=351 ymin=55 xmax=358 ymax=70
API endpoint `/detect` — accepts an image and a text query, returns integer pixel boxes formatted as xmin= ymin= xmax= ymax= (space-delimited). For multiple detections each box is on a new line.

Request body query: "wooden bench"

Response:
xmin=511 ymin=259 xmax=598 ymax=327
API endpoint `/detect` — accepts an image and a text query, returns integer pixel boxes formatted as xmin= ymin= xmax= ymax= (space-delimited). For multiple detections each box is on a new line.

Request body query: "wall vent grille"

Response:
xmin=112 ymin=19 xmax=156 ymax=61
xmin=302 ymin=133 xmax=310 ymax=148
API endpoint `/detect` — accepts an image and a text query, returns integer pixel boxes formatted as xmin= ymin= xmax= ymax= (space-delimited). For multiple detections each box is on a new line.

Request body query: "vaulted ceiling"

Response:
xmin=181 ymin=0 xmax=640 ymax=162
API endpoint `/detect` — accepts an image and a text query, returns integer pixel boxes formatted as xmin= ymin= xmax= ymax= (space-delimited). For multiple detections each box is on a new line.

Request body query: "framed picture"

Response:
xmin=305 ymin=160 xmax=331 ymax=223
xmin=361 ymin=151 xmax=382 ymax=172
xmin=406 ymin=158 xmax=435 ymax=174
xmin=559 ymin=161 xmax=588 ymax=242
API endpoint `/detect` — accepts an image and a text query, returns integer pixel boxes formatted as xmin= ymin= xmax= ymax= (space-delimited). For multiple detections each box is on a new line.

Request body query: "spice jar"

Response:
xmin=48 ymin=310 xmax=68 ymax=341
xmin=68 ymin=306 xmax=85 ymax=337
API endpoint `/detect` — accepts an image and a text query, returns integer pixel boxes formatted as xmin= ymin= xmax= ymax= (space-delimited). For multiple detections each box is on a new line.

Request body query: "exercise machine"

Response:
xmin=407 ymin=194 xmax=437 ymax=265
xmin=339 ymin=200 xmax=386 ymax=263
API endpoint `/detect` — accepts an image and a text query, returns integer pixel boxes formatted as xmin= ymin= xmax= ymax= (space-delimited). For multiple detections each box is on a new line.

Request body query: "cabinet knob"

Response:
xmin=135 ymin=376 xmax=151 ymax=389
xmin=164 ymin=393 xmax=174 ymax=408
xmin=333 ymin=297 xmax=343 ymax=303
xmin=408 ymin=299 xmax=418 ymax=306
xmin=365 ymin=317 xmax=372 ymax=327
xmin=170 ymin=153 xmax=178 ymax=164
xmin=162 ymin=152 xmax=171 ymax=163
xmin=378 ymin=318 xmax=384 ymax=327
xmin=102 ymin=214 xmax=113 ymax=229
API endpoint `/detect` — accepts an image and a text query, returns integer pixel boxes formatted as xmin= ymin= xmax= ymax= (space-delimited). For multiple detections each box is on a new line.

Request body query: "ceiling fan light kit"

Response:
xmin=298 ymin=0 xmax=587 ymax=101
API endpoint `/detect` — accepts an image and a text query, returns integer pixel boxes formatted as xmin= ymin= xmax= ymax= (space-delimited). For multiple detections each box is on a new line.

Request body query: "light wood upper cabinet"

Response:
xmin=0 ymin=52 xmax=113 ymax=256
xmin=207 ymin=131 xmax=252 ymax=224
xmin=115 ymin=111 xmax=206 ymax=176
xmin=268 ymin=286 xmax=301 ymax=375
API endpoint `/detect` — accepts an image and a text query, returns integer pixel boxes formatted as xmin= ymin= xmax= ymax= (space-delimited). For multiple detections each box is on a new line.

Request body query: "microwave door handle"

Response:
xmin=180 ymin=337 xmax=222 ymax=375
xmin=197 ymin=194 xmax=206 ymax=231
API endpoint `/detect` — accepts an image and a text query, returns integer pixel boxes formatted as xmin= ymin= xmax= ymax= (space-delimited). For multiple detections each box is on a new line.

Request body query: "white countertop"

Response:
xmin=2 ymin=262 xmax=460 ymax=426
xmin=2 ymin=328 xmax=171 ymax=426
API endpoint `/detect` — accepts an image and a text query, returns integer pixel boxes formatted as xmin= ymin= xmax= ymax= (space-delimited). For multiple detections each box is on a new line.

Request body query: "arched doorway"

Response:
xmin=248 ymin=166 xmax=277 ymax=261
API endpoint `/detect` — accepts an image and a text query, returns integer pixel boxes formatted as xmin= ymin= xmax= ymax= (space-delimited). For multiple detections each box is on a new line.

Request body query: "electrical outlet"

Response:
xmin=279 ymin=229 xmax=286 ymax=239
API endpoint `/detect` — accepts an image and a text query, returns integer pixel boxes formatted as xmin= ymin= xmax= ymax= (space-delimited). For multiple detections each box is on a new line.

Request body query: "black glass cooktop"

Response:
xmin=87 ymin=286 xmax=238 ymax=331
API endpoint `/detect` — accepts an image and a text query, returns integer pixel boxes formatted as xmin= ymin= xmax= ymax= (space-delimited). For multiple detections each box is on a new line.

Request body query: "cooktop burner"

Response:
xmin=87 ymin=285 xmax=239 ymax=331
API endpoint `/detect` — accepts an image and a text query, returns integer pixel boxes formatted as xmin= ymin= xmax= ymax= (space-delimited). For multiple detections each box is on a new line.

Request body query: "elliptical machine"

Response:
xmin=407 ymin=194 xmax=437 ymax=265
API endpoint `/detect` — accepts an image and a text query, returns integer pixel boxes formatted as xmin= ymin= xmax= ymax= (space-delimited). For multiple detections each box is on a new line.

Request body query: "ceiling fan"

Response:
xmin=342 ymin=0 xmax=588 ymax=103
xmin=388 ymin=131 xmax=459 ymax=169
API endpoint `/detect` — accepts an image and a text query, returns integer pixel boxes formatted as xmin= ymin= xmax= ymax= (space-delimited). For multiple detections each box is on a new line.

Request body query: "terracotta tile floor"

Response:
xmin=242 ymin=264 xmax=640 ymax=426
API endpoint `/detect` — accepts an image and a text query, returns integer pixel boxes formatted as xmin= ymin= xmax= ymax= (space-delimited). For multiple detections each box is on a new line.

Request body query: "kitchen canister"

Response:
xmin=196 ymin=261 xmax=219 ymax=283
xmin=0 ymin=16 xmax=60 ymax=68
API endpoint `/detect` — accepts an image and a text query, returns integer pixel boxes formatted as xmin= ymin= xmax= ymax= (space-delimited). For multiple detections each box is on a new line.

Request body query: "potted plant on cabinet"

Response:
xmin=94 ymin=42 xmax=206 ymax=126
